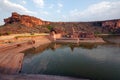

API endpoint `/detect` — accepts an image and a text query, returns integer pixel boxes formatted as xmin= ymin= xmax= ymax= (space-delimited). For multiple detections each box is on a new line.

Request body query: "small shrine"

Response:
xmin=69 ymin=27 xmax=95 ymax=39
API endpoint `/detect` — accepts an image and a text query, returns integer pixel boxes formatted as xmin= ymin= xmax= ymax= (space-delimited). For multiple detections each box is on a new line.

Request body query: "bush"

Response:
xmin=94 ymin=31 xmax=100 ymax=34
xmin=30 ymin=32 xmax=34 ymax=35
xmin=47 ymin=25 xmax=53 ymax=30
xmin=5 ymin=32 xmax=11 ymax=35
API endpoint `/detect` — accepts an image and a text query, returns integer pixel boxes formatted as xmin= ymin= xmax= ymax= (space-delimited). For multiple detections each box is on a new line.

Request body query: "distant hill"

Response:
xmin=0 ymin=12 xmax=120 ymax=35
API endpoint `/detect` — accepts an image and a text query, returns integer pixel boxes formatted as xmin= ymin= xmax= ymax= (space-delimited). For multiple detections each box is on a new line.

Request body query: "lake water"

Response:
xmin=21 ymin=36 xmax=120 ymax=80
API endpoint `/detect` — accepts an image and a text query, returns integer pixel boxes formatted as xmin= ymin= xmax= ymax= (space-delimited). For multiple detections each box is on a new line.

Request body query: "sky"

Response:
xmin=0 ymin=0 xmax=120 ymax=25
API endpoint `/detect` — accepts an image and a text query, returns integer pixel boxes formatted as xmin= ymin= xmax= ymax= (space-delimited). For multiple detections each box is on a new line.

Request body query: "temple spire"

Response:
xmin=72 ymin=27 xmax=75 ymax=34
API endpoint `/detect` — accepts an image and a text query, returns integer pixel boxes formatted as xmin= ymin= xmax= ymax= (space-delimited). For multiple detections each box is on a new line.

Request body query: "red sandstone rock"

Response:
xmin=116 ymin=20 xmax=120 ymax=28
xmin=101 ymin=20 xmax=120 ymax=33
xmin=4 ymin=12 xmax=49 ymax=27
xmin=1 ymin=12 xmax=120 ymax=34
xmin=102 ymin=20 xmax=120 ymax=29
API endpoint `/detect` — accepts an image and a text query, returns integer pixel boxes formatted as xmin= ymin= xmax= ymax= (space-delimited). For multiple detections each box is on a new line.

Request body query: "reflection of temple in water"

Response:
xmin=69 ymin=45 xmax=74 ymax=52
xmin=69 ymin=43 xmax=98 ymax=52
xmin=50 ymin=43 xmax=62 ymax=51
xmin=50 ymin=43 xmax=98 ymax=52
xmin=23 ymin=42 xmax=99 ymax=57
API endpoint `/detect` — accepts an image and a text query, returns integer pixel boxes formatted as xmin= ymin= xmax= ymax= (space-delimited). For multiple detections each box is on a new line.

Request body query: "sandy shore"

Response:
xmin=0 ymin=36 xmax=51 ymax=75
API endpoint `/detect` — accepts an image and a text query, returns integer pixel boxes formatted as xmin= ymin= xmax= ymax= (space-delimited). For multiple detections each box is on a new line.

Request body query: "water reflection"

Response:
xmin=23 ymin=43 xmax=50 ymax=56
xmin=102 ymin=35 xmax=120 ymax=44
xmin=21 ymin=36 xmax=120 ymax=80
xmin=24 ymin=42 xmax=103 ymax=55
xmin=69 ymin=43 xmax=98 ymax=51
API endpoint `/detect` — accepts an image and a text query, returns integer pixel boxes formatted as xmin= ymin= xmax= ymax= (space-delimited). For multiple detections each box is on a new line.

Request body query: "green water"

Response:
xmin=21 ymin=36 xmax=120 ymax=80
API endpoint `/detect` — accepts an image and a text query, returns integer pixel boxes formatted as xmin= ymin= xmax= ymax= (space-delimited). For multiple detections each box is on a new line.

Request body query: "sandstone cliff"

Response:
xmin=50 ymin=20 xmax=120 ymax=34
xmin=0 ymin=12 xmax=120 ymax=35
xmin=93 ymin=19 xmax=120 ymax=34
xmin=4 ymin=12 xmax=49 ymax=27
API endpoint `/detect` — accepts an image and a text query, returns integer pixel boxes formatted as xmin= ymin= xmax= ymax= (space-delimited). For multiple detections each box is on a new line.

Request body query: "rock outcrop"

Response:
xmin=4 ymin=12 xmax=49 ymax=27
xmin=0 ymin=12 xmax=120 ymax=34
xmin=93 ymin=19 xmax=120 ymax=34
xmin=50 ymin=19 xmax=120 ymax=34
xmin=102 ymin=20 xmax=120 ymax=28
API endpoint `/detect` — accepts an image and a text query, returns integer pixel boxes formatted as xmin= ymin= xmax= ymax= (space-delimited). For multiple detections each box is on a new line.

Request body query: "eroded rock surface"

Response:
xmin=4 ymin=12 xmax=49 ymax=27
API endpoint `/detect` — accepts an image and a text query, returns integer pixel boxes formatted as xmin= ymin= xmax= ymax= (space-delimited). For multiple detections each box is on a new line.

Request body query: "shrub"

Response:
xmin=5 ymin=32 xmax=11 ymax=35
xmin=30 ymin=32 xmax=34 ymax=35
xmin=47 ymin=25 xmax=53 ymax=30
xmin=94 ymin=31 xmax=100 ymax=35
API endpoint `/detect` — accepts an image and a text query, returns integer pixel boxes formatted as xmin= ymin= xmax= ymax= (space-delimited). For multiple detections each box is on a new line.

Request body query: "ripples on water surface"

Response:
xmin=21 ymin=36 xmax=120 ymax=80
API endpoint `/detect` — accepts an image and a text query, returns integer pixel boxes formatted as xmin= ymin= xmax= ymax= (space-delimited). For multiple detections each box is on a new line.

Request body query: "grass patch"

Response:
xmin=15 ymin=33 xmax=49 ymax=39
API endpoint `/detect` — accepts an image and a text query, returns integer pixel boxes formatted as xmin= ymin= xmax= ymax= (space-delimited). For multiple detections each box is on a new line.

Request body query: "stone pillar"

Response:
xmin=53 ymin=34 xmax=56 ymax=41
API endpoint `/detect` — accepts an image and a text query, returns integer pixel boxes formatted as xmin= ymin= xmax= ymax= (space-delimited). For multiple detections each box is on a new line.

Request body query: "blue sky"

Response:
xmin=0 ymin=0 xmax=120 ymax=25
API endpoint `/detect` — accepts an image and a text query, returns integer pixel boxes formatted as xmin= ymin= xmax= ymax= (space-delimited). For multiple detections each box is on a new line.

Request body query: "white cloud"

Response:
xmin=32 ymin=0 xmax=44 ymax=8
xmin=57 ymin=10 xmax=61 ymax=13
xmin=56 ymin=3 xmax=63 ymax=13
xmin=21 ymin=0 xmax=26 ymax=5
xmin=67 ymin=1 xmax=120 ymax=21
xmin=0 ymin=0 xmax=36 ymax=25
xmin=58 ymin=3 xmax=63 ymax=8
xmin=0 ymin=0 xmax=36 ymax=14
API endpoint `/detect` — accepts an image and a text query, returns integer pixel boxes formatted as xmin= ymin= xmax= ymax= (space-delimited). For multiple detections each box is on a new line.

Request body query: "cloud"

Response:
xmin=58 ymin=3 xmax=63 ymax=8
xmin=21 ymin=0 xmax=26 ymax=5
xmin=56 ymin=3 xmax=63 ymax=13
xmin=0 ymin=0 xmax=36 ymax=25
xmin=67 ymin=1 xmax=120 ymax=21
xmin=0 ymin=0 xmax=36 ymax=14
xmin=32 ymin=0 xmax=44 ymax=8
xmin=57 ymin=10 xmax=61 ymax=13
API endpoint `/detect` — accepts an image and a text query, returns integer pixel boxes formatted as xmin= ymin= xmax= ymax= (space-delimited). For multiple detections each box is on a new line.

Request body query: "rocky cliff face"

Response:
xmin=93 ymin=19 xmax=120 ymax=34
xmin=0 ymin=12 xmax=120 ymax=34
xmin=0 ymin=12 xmax=50 ymax=35
xmin=50 ymin=20 xmax=120 ymax=34
xmin=4 ymin=12 xmax=49 ymax=27
xmin=102 ymin=20 xmax=120 ymax=28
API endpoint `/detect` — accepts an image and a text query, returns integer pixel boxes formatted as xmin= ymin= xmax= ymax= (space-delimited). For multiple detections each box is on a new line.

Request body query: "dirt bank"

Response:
xmin=0 ymin=36 xmax=51 ymax=74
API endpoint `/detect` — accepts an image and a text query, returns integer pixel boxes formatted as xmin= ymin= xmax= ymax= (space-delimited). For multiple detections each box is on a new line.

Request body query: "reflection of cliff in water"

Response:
xmin=23 ymin=41 xmax=119 ymax=56
xmin=49 ymin=43 xmax=98 ymax=51
xmin=51 ymin=43 xmax=100 ymax=51
xmin=102 ymin=35 xmax=120 ymax=44
xmin=69 ymin=43 xmax=98 ymax=51
xmin=23 ymin=43 xmax=51 ymax=56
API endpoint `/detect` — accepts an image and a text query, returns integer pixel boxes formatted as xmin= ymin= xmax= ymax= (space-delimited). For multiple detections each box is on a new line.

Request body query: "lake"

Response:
xmin=21 ymin=36 xmax=120 ymax=80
